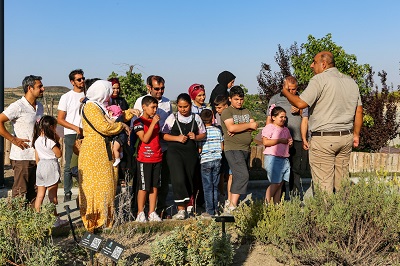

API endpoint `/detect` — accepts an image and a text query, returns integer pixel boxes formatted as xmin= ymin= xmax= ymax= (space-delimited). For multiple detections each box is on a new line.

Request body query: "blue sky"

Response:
xmin=5 ymin=0 xmax=400 ymax=100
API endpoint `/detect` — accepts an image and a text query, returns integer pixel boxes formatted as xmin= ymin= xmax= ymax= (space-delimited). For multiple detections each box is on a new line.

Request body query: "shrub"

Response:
xmin=233 ymin=198 xmax=264 ymax=238
xmin=0 ymin=197 xmax=61 ymax=265
xmin=235 ymin=177 xmax=400 ymax=265
xmin=150 ymin=220 xmax=234 ymax=265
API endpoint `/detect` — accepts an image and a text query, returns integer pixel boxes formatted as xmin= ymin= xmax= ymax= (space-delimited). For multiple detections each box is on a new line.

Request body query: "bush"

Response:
xmin=150 ymin=220 xmax=234 ymax=265
xmin=235 ymin=177 xmax=400 ymax=265
xmin=0 ymin=197 xmax=61 ymax=265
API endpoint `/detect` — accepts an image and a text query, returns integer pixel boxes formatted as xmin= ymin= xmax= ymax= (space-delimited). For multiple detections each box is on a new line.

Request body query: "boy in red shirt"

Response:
xmin=133 ymin=96 xmax=163 ymax=222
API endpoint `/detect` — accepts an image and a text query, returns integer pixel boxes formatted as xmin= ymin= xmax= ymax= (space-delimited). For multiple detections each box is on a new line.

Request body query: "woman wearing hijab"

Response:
xmin=78 ymin=80 xmax=131 ymax=232
xmin=209 ymin=71 xmax=236 ymax=115
xmin=188 ymin=83 xmax=210 ymax=114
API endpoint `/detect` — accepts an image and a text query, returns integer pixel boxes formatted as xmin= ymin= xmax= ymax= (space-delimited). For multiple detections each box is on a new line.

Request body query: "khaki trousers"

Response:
xmin=309 ymin=134 xmax=353 ymax=194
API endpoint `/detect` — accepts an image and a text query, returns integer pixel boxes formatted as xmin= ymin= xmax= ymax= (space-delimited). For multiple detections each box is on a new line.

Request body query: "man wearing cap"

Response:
xmin=57 ymin=69 xmax=85 ymax=202
xmin=282 ymin=51 xmax=363 ymax=194
xmin=0 ymin=75 xmax=44 ymax=202
xmin=134 ymin=75 xmax=172 ymax=217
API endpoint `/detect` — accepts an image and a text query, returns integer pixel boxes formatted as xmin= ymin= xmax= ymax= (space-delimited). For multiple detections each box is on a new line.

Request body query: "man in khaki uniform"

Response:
xmin=282 ymin=51 xmax=363 ymax=194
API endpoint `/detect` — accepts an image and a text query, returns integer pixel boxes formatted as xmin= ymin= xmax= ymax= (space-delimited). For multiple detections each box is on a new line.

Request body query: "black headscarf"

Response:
xmin=209 ymin=71 xmax=236 ymax=114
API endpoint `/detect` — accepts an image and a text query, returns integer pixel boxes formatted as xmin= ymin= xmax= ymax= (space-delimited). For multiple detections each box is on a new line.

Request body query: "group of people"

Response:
xmin=0 ymin=50 xmax=363 ymax=232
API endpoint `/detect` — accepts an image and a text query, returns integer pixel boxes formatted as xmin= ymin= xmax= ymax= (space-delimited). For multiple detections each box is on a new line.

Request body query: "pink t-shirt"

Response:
xmin=262 ymin=124 xmax=292 ymax=158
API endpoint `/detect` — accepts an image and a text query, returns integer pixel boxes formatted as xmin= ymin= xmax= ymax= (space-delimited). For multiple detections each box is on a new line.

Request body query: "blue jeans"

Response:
xmin=201 ymin=159 xmax=221 ymax=215
xmin=63 ymin=134 xmax=76 ymax=195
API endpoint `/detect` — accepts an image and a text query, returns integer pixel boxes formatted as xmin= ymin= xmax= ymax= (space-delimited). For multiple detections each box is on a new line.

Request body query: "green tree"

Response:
xmin=108 ymin=65 xmax=147 ymax=107
xmin=257 ymin=33 xmax=371 ymax=112
xmin=290 ymin=33 xmax=371 ymax=95
xmin=240 ymin=84 xmax=265 ymax=125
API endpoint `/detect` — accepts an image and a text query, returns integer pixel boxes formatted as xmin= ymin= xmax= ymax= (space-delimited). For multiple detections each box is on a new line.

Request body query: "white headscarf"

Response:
xmin=85 ymin=80 xmax=113 ymax=114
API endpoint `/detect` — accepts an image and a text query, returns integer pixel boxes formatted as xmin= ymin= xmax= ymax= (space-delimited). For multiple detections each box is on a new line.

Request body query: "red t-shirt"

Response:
xmin=133 ymin=117 xmax=162 ymax=163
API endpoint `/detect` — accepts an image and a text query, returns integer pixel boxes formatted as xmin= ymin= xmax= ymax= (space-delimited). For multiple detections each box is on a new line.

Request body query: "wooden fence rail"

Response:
xmin=250 ymin=145 xmax=400 ymax=173
xmin=4 ymin=139 xmax=400 ymax=173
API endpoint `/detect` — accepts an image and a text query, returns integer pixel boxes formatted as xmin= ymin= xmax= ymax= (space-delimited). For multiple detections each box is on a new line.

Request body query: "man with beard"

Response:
xmin=57 ymin=69 xmax=85 ymax=202
xmin=0 ymin=75 xmax=45 ymax=202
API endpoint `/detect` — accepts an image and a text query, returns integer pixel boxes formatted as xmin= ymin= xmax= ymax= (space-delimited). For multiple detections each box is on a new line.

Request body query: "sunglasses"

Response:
xmin=193 ymin=84 xmax=204 ymax=90
xmin=152 ymin=86 xmax=165 ymax=91
xmin=75 ymin=77 xmax=86 ymax=82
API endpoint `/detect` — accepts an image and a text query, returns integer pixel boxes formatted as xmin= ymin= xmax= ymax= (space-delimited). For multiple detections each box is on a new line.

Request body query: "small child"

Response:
xmin=133 ymin=96 xmax=163 ymax=222
xmin=213 ymin=95 xmax=231 ymax=208
xmin=106 ymin=104 xmax=125 ymax=167
xmin=221 ymin=86 xmax=258 ymax=213
xmin=199 ymin=109 xmax=224 ymax=217
xmin=32 ymin=115 xmax=68 ymax=227
xmin=262 ymin=105 xmax=293 ymax=204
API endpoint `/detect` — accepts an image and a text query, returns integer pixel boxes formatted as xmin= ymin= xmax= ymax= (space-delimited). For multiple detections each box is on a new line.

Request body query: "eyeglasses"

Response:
xmin=152 ymin=86 xmax=165 ymax=91
xmin=75 ymin=77 xmax=86 ymax=82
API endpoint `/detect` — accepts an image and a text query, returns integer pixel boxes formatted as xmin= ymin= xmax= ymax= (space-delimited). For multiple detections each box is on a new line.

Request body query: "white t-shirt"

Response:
xmin=58 ymin=90 xmax=85 ymax=135
xmin=3 ymin=97 xmax=44 ymax=160
xmin=133 ymin=94 xmax=172 ymax=151
xmin=162 ymin=112 xmax=206 ymax=135
xmin=34 ymin=136 xmax=57 ymax=160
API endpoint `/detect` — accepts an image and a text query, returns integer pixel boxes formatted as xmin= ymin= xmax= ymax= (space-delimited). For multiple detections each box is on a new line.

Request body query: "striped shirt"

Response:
xmin=199 ymin=125 xmax=223 ymax=164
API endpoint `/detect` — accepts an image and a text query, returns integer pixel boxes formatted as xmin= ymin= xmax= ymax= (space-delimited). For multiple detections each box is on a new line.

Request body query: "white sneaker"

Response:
xmin=186 ymin=205 xmax=193 ymax=213
xmin=136 ymin=211 xmax=147 ymax=223
xmin=113 ymin=158 xmax=121 ymax=167
xmin=172 ymin=210 xmax=188 ymax=220
xmin=223 ymin=200 xmax=231 ymax=213
xmin=148 ymin=212 xmax=162 ymax=222
xmin=53 ymin=217 xmax=68 ymax=228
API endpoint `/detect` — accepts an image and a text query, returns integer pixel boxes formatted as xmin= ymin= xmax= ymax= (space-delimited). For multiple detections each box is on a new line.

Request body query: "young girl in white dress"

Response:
xmin=33 ymin=115 xmax=68 ymax=227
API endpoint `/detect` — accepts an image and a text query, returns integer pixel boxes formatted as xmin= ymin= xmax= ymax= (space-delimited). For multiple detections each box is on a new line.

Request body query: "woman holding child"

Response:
xmin=78 ymin=80 xmax=132 ymax=232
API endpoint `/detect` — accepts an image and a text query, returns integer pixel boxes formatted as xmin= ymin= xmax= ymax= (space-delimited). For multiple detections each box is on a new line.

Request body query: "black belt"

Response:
xmin=311 ymin=130 xmax=352 ymax=137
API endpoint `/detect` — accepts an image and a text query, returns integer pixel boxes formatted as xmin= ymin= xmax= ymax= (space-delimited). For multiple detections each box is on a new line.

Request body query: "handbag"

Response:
xmin=81 ymin=103 xmax=114 ymax=161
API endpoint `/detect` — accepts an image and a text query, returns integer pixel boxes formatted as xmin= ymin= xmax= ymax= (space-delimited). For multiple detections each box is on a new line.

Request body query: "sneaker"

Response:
xmin=172 ymin=210 xmax=188 ymax=220
xmin=200 ymin=212 xmax=212 ymax=219
xmin=54 ymin=217 xmax=69 ymax=228
xmin=63 ymin=193 xmax=72 ymax=202
xmin=148 ymin=211 xmax=162 ymax=222
xmin=223 ymin=200 xmax=230 ymax=213
xmin=186 ymin=205 xmax=193 ymax=213
xmin=136 ymin=211 xmax=147 ymax=223
xmin=222 ymin=206 xmax=236 ymax=216
xmin=113 ymin=158 xmax=121 ymax=167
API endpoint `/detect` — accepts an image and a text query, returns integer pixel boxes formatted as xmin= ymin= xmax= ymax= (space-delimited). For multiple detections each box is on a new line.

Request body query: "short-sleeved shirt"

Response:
xmin=262 ymin=124 xmax=292 ymax=158
xmin=220 ymin=106 xmax=252 ymax=151
xmin=58 ymin=90 xmax=85 ymax=135
xmin=3 ymin=97 xmax=44 ymax=160
xmin=162 ymin=112 xmax=206 ymax=135
xmin=199 ymin=125 xmax=223 ymax=164
xmin=191 ymin=102 xmax=211 ymax=115
xmin=133 ymin=95 xmax=172 ymax=152
xmin=133 ymin=116 xmax=162 ymax=163
xmin=34 ymin=136 xmax=57 ymax=160
xmin=268 ymin=93 xmax=308 ymax=141
xmin=300 ymin=67 xmax=362 ymax=132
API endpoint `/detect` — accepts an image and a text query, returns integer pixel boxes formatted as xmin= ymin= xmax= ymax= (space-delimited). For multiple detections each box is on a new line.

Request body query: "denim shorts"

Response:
xmin=264 ymin=155 xmax=290 ymax=184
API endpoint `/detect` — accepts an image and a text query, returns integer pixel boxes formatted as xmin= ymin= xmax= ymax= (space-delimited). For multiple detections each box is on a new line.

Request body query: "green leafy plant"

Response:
xmin=0 ymin=197 xmax=61 ymax=265
xmin=234 ymin=177 xmax=400 ymax=265
xmin=151 ymin=220 xmax=234 ymax=265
